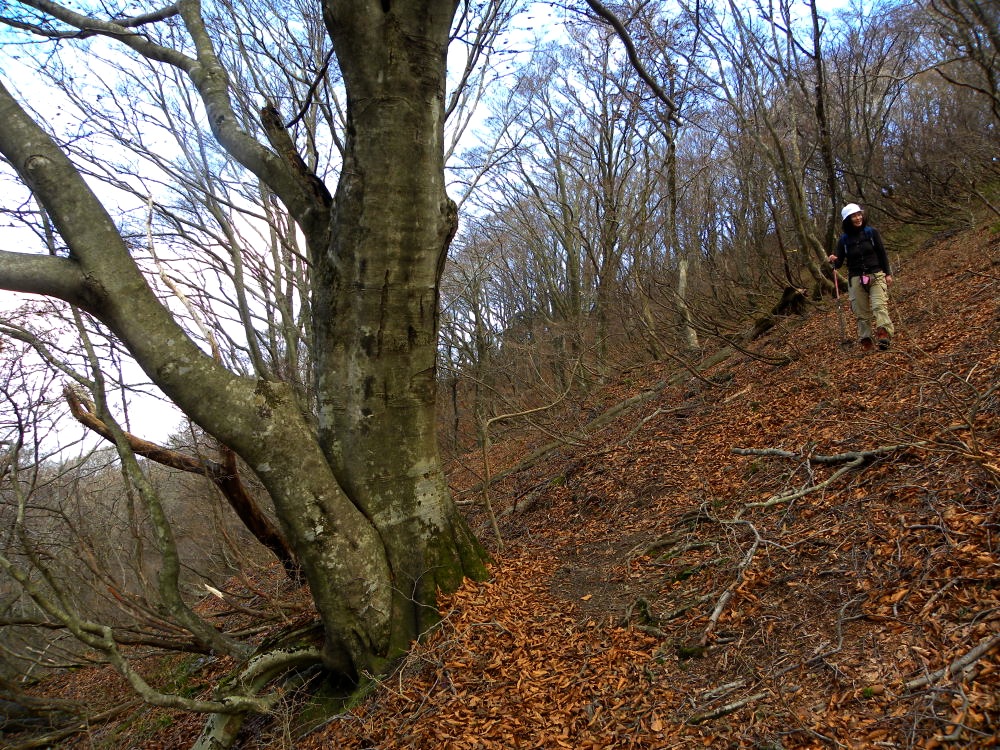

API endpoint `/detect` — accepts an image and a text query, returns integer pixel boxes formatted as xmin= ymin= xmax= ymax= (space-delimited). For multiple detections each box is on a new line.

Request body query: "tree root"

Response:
xmin=193 ymin=647 xmax=323 ymax=750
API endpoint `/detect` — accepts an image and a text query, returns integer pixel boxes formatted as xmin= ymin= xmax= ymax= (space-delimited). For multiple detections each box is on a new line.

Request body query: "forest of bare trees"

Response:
xmin=0 ymin=0 xmax=996 ymax=745
xmin=438 ymin=0 xmax=998 ymax=447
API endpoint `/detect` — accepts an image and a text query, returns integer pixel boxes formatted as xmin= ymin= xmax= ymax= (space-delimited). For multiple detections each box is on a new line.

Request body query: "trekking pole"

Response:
xmin=833 ymin=267 xmax=849 ymax=347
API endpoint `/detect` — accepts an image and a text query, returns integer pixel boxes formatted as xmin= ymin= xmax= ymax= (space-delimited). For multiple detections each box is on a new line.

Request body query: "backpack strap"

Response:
xmin=843 ymin=227 xmax=874 ymax=246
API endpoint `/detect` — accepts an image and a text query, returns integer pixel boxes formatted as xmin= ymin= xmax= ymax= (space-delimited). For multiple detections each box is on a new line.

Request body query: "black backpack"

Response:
xmin=839 ymin=225 xmax=875 ymax=250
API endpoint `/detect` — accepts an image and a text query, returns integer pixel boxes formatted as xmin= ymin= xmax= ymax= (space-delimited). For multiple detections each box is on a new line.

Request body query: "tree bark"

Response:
xmin=0 ymin=81 xmax=390 ymax=675
xmin=317 ymin=0 xmax=489 ymax=661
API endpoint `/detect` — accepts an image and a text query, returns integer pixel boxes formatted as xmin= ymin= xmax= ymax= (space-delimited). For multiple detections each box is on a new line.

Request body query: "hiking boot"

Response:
xmin=876 ymin=327 xmax=891 ymax=350
xmin=860 ymin=337 xmax=875 ymax=352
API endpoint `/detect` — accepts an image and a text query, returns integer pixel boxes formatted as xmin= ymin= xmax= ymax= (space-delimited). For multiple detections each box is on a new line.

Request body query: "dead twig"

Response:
xmin=701 ymin=519 xmax=761 ymax=646
xmin=686 ymin=691 xmax=769 ymax=725
xmin=903 ymin=633 xmax=1000 ymax=691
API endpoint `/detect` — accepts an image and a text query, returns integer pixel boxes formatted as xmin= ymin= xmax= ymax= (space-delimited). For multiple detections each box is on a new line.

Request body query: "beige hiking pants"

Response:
xmin=848 ymin=271 xmax=894 ymax=341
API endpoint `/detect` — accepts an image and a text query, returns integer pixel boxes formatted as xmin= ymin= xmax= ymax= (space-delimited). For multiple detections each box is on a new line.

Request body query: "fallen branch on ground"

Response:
xmin=903 ymin=633 xmax=1000 ymax=691
xmin=686 ymin=691 xmax=769 ymax=725
xmin=732 ymin=443 xmax=926 ymax=509
xmin=746 ymin=456 xmax=864 ymax=508
xmin=701 ymin=519 xmax=761 ymax=646
xmin=732 ymin=443 xmax=924 ymax=464
xmin=5 ymin=699 xmax=143 ymax=750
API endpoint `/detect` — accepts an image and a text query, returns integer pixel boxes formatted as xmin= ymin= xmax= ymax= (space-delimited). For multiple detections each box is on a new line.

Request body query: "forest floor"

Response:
xmin=12 ymin=220 xmax=1000 ymax=749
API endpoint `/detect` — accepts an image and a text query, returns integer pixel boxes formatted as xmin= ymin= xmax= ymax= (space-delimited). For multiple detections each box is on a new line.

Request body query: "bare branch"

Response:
xmin=62 ymin=386 xmax=301 ymax=580
xmin=584 ymin=0 xmax=681 ymax=124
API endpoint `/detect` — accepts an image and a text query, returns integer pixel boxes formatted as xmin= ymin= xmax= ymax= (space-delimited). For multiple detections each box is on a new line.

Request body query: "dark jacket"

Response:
xmin=832 ymin=218 xmax=891 ymax=278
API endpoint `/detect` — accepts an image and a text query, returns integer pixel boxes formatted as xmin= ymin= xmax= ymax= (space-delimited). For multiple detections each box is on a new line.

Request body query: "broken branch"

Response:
xmin=903 ymin=633 xmax=1000 ymax=691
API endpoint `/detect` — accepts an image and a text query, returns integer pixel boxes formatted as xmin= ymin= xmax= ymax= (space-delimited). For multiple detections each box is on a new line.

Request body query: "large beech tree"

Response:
xmin=0 ymin=0 xmax=489 ymax=686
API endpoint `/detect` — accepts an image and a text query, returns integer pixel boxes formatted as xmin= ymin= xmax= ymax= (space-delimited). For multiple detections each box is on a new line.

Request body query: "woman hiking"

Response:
xmin=828 ymin=203 xmax=895 ymax=351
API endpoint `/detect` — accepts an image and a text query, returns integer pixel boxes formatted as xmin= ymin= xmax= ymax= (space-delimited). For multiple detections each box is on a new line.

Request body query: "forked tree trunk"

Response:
xmin=315 ymin=0 xmax=490 ymax=665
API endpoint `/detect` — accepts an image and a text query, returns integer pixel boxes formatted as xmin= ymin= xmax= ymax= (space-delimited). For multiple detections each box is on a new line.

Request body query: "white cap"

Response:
xmin=841 ymin=203 xmax=863 ymax=221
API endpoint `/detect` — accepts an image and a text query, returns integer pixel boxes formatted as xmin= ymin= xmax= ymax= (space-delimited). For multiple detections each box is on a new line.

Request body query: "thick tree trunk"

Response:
xmin=1 ymin=77 xmax=394 ymax=675
xmin=315 ymin=0 xmax=490 ymax=663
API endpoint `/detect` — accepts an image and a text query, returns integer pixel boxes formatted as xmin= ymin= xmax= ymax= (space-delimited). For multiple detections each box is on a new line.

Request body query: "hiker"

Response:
xmin=827 ymin=203 xmax=894 ymax=351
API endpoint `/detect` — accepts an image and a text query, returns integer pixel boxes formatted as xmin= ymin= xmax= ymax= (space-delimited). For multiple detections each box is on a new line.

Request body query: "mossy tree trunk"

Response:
xmin=315 ymin=0 xmax=490 ymax=666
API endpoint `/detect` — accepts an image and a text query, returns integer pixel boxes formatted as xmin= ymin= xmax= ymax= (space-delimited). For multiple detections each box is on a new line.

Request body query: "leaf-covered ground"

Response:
xmin=14 ymin=223 xmax=1000 ymax=749
xmin=297 ymin=224 xmax=999 ymax=749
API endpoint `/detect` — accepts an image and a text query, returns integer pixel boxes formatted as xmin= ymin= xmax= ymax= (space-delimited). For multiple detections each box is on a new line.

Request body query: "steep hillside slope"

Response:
xmin=9 ymin=222 xmax=998 ymax=750
xmin=300 ymin=223 xmax=999 ymax=749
